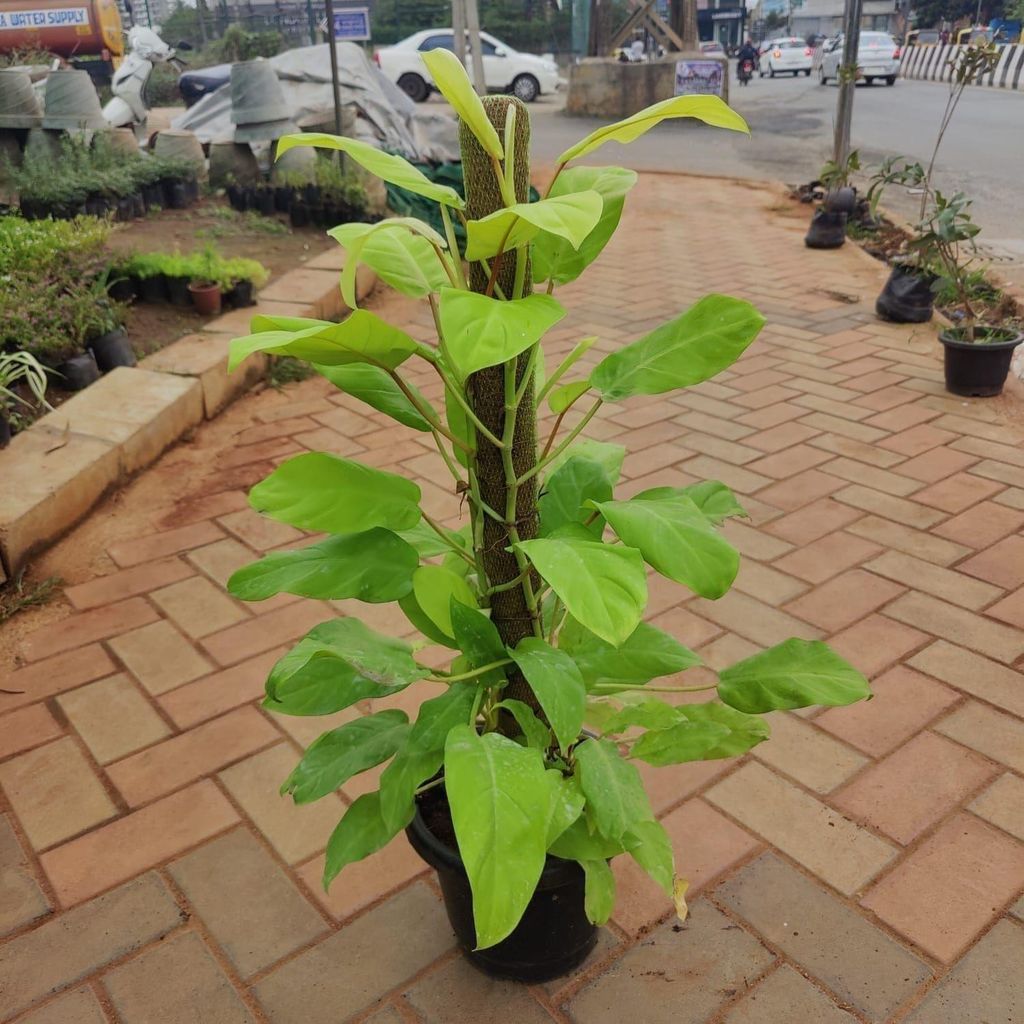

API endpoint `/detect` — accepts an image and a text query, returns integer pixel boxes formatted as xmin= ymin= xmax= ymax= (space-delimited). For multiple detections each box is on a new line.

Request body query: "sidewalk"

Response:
xmin=1 ymin=173 xmax=1023 ymax=1024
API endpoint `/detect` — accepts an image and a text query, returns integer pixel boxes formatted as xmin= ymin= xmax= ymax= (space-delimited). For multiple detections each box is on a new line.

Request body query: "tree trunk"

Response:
xmin=459 ymin=96 xmax=542 ymax=715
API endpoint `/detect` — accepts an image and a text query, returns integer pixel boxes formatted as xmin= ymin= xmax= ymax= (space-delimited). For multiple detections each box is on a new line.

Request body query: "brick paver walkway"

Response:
xmin=2 ymin=174 xmax=1023 ymax=1024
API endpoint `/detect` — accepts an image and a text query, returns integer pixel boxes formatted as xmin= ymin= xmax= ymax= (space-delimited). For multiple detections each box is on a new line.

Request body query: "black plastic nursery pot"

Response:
xmin=162 ymin=179 xmax=188 ymax=210
xmin=406 ymin=787 xmax=598 ymax=982
xmin=184 ymin=177 xmax=200 ymax=204
xmin=142 ymin=183 xmax=164 ymax=210
xmin=940 ymin=327 xmax=1024 ymax=398
xmin=166 ymin=275 xmax=193 ymax=308
xmin=226 ymin=184 xmax=247 ymax=211
xmin=805 ymin=209 xmax=847 ymax=249
xmin=823 ymin=186 xmax=857 ymax=215
xmin=255 ymin=189 xmax=275 ymax=216
xmin=116 ymin=196 xmax=135 ymax=221
xmin=289 ymin=202 xmax=310 ymax=228
xmin=107 ymin=276 xmax=137 ymax=303
xmin=0 ymin=411 xmax=11 ymax=450
xmin=274 ymin=186 xmax=293 ymax=212
xmin=89 ymin=327 xmax=136 ymax=372
xmin=53 ymin=352 xmax=100 ymax=391
xmin=138 ymin=273 xmax=169 ymax=304
xmin=876 ymin=265 xmax=936 ymax=324
xmin=224 ymin=279 xmax=255 ymax=308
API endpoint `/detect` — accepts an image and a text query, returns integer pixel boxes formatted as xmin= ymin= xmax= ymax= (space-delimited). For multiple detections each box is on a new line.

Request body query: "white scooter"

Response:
xmin=102 ymin=26 xmax=187 ymax=140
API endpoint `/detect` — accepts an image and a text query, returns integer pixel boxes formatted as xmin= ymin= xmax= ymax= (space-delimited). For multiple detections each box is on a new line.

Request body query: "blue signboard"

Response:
xmin=333 ymin=6 xmax=370 ymax=41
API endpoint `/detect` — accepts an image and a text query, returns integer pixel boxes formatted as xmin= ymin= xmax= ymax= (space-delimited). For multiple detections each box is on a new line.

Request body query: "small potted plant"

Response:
xmin=805 ymin=149 xmax=860 ymax=249
xmin=82 ymin=276 xmax=136 ymax=372
xmin=161 ymin=252 xmax=194 ymax=308
xmin=222 ymin=256 xmax=269 ymax=308
xmin=124 ymin=252 xmax=170 ymax=304
xmin=225 ymin=55 xmax=872 ymax=982
xmin=0 ymin=350 xmax=51 ymax=447
xmin=188 ymin=244 xmax=223 ymax=315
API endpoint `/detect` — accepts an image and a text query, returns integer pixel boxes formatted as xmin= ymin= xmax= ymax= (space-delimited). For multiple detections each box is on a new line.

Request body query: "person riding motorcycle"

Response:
xmin=736 ymin=39 xmax=759 ymax=78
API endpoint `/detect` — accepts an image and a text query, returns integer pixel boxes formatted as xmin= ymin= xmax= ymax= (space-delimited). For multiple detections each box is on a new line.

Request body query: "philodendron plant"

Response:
xmin=227 ymin=50 xmax=870 ymax=952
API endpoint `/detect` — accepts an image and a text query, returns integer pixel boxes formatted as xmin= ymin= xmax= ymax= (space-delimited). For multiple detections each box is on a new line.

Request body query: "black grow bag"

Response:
xmin=805 ymin=209 xmax=847 ymax=249
xmin=89 ymin=328 xmax=136 ymax=372
xmin=225 ymin=279 xmax=255 ymax=308
xmin=138 ymin=274 xmax=169 ymax=304
xmin=940 ymin=328 xmax=1024 ymax=398
xmin=0 ymin=412 xmax=11 ymax=449
xmin=876 ymin=265 xmax=936 ymax=323
xmin=407 ymin=787 xmax=597 ymax=982
xmin=53 ymin=352 xmax=100 ymax=391
xmin=166 ymin=275 xmax=193 ymax=308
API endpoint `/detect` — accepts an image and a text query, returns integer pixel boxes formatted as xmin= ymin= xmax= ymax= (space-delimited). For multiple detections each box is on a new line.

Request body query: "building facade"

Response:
xmin=790 ymin=0 xmax=899 ymax=39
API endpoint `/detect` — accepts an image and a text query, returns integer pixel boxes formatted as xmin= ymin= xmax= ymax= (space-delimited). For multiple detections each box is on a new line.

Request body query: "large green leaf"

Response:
xmin=421 ymin=48 xmax=503 ymax=160
xmin=593 ymin=493 xmax=739 ymax=600
xmin=451 ymin=602 xmax=507 ymax=687
xmin=590 ymin=295 xmax=765 ymax=401
xmin=265 ymin=618 xmax=426 ymax=715
xmin=544 ymin=770 xmax=585 ymax=845
xmin=548 ymin=380 xmax=591 ymax=415
xmin=638 ymin=481 xmax=747 ymax=527
xmin=557 ymin=95 xmax=749 ymax=164
xmin=229 ymin=309 xmax=420 ymax=372
xmin=444 ymin=726 xmax=551 ymax=949
xmin=538 ymin=455 xmax=612 ymax=539
xmin=323 ymin=791 xmax=412 ymax=888
xmin=675 ymin=702 xmax=771 ymax=758
xmin=464 ymin=191 xmax=604 ymax=261
xmin=378 ymin=684 xmax=476 ymax=831
xmin=573 ymin=737 xmax=652 ymax=840
xmin=599 ymin=698 xmax=686 ymax=735
xmin=580 ymin=859 xmax=616 ymax=925
xmin=329 ymin=219 xmax=450 ymax=308
xmin=560 ymin=619 xmax=701 ymax=690
xmin=548 ymin=816 xmax=625 ymax=860
xmin=496 ymin=700 xmax=552 ymax=752
xmin=509 ymin=638 xmax=586 ymax=753
xmin=718 ymin=639 xmax=871 ymax=713
xmin=249 ymin=452 xmax=421 ymax=535
xmin=281 ymin=710 xmax=410 ymax=804
xmin=533 ymin=166 xmax=638 ymax=286
xmin=276 ymin=132 xmax=464 ymax=208
xmin=398 ymin=589 xmax=457 ymax=648
xmin=227 ymin=529 xmax=418 ymax=603
xmin=624 ymin=820 xmax=674 ymax=897
xmin=411 ymin=565 xmax=477 ymax=639
xmin=629 ymin=720 xmax=732 ymax=766
xmin=517 ymin=528 xmax=647 ymax=647
xmin=398 ymin=520 xmax=469 ymax=559
xmin=439 ymin=289 xmax=566 ymax=379
xmin=315 ymin=363 xmax=433 ymax=432
xmin=249 ymin=314 xmax=334 ymax=334
xmin=545 ymin=438 xmax=625 ymax=484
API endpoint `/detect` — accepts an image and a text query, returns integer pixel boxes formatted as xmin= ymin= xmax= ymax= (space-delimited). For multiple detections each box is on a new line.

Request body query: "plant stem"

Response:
xmin=520 ymin=398 xmax=602 ymax=486
xmin=385 ymin=368 xmax=470 ymax=453
xmin=420 ymin=511 xmax=476 ymax=566
xmin=429 ymin=658 xmax=512 ymax=684
xmin=440 ymin=204 xmax=467 ymax=290
xmin=591 ymin=681 xmax=720 ymax=695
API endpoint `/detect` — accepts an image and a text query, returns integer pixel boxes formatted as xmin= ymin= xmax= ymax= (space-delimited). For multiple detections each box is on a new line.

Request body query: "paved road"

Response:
xmin=525 ymin=73 xmax=1024 ymax=285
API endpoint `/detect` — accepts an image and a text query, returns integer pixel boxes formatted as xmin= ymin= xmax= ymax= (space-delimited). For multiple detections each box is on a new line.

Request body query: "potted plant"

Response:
xmin=226 ymin=55 xmax=872 ymax=981
xmin=805 ymin=149 xmax=859 ymax=249
xmin=222 ymin=256 xmax=269 ymax=308
xmin=123 ymin=252 xmax=169 ymax=304
xmin=80 ymin=274 xmax=135 ymax=372
xmin=161 ymin=252 xmax=194 ymax=308
xmin=188 ymin=244 xmax=223 ymax=315
xmin=0 ymin=350 xmax=51 ymax=447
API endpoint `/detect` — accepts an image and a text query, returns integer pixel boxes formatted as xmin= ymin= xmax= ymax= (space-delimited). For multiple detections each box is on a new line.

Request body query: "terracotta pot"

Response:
xmin=188 ymin=281 xmax=222 ymax=316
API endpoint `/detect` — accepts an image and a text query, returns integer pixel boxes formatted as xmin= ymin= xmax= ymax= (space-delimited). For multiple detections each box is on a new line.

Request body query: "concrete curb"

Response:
xmin=0 ymin=252 xmax=373 ymax=579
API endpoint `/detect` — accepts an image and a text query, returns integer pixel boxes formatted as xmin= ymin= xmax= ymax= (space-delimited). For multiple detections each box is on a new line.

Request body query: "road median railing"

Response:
xmin=900 ymin=42 xmax=1024 ymax=90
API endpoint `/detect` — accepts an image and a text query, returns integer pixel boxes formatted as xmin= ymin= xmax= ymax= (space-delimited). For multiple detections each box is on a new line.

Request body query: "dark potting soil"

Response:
xmin=417 ymin=782 xmax=458 ymax=851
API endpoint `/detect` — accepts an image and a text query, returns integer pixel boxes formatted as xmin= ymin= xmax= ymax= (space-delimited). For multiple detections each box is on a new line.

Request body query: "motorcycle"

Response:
xmin=738 ymin=57 xmax=755 ymax=85
xmin=102 ymin=26 xmax=189 ymax=141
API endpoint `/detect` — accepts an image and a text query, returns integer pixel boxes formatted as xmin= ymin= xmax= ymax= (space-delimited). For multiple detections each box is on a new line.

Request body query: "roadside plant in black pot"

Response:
xmin=225 ymin=53 xmax=872 ymax=982
xmin=0 ymin=350 xmax=51 ymax=447
xmin=804 ymin=149 xmax=859 ymax=249
xmin=222 ymin=257 xmax=269 ymax=308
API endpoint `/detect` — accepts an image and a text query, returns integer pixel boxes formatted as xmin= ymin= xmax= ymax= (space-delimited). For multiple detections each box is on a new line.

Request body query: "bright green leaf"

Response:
xmin=517 ymin=529 xmax=647 ymax=647
xmin=624 ymin=819 xmax=674 ymax=897
xmin=227 ymin=529 xmax=418 ymax=603
xmin=439 ymin=288 xmax=566 ymax=379
xmin=546 ymin=438 xmax=625 ymax=484
xmin=509 ymin=637 xmax=586 ymax=753
xmin=548 ymin=380 xmax=591 ymax=414
xmin=250 ymin=314 xmax=334 ymax=334
xmin=593 ymin=494 xmax=739 ymax=599
xmin=282 ymin=710 xmax=409 ymax=804
xmin=599 ymin=698 xmax=689 ymax=735
xmin=315 ymin=363 xmax=433 ymax=432
xmin=276 ymin=132 xmax=464 ymax=208
xmin=538 ymin=455 xmax=612 ymax=539
xmin=398 ymin=589 xmax=458 ymax=648
xmin=451 ymin=602 xmax=507 ymax=687
xmin=674 ymin=701 xmax=771 ymax=758
xmin=464 ymin=191 xmax=604 ymax=261
xmin=444 ymin=726 xmax=551 ymax=949
xmin=590 ymin=295 xmax=765 ymax=401
xmin=265 ymin=618 xmax=426 ymax=715
xmin=630 ymin=720 xmax=732 ymax=766
xmin=574 ymin=737 xmax=653 ymax=840
xmin=560 ymin=619 xmax=701 ymax=690
xmin=549 ymin=816 xmax=625 ymax=860
xmin=718 ymin=638 xmax=871 ymax=714
xmin=636 ymin=481 xmax=747 ymax=526
xmin=580 ymin=859 xmax=616 ymax=925
xmin=496 ymin=700 xmax=552 ymax=752
xmin=398 ymin=520 xmax=468 ymax=559
xmin=557 ymin=94 xmax=749 ymax=164
xmin=249 ymin=452 xmax=421 ymax=535
xmin=544 ymin=770 xmax=585 ymax=845
xmin=412 ymin=565 xmax=476 ymax=639
xmin=421 ymin=48 xmax=503 ymax=160
xmin=533 ymin=166 xmax=638 ymax=286
xmin=323 ymin=791 xmax=412 ymax=888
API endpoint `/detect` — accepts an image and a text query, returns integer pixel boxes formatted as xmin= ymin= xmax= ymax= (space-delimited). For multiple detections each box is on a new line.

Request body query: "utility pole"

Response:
xmin=452 ymin=0 xmax=467 ymax=67
xmin=464 ymin=0 xmax=486 ymax=95
xmin=323 ymin=0 xmax=344 ymax=137
xmin=832 ymin=0 xmax=863 ymax=168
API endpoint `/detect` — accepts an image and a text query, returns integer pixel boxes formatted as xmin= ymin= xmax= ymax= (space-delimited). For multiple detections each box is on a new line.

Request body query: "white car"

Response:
xmin=374 ymin=29 xmax=562 ymax=103
xmin=760 ymin=37 xmax=814 ymax=77
xmin=818 ymin=31 xmax=901 ymax=86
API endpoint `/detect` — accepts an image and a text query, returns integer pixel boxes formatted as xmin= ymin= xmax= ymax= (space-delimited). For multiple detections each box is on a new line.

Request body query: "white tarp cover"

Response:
xmin=171 ymin=42 xmax=459 ymax=163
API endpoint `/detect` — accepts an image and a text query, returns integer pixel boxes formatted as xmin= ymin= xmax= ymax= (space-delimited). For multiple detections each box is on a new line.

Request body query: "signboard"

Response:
xmin=674 ymin=59 xmax=725 ymax=96
xmin=0 ymin=6 xmax=89 ymax=29
xmin=333 ymin=6 xmax=370 ymax=41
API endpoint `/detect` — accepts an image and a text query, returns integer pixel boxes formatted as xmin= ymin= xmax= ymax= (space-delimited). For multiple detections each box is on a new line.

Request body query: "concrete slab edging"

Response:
xmin=0 ymin=249 xmax=373 ymax=578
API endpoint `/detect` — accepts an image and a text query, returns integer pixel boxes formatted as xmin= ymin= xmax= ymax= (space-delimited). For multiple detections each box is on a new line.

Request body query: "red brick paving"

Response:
xmin=1 ymin=174 xmax=1023 ymax=1021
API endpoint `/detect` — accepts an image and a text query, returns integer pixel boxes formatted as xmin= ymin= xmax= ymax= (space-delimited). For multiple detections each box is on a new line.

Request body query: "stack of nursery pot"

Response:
xmin=41 ymin=69 xmax=106 ymax=133
xmin=209 ymin=141 xmax=261 ymax=190
xmin=0 ymin=70 xmax=42 ymax=175
xmin=230 ymin=60 xmax=296 ymax=145
xmin=224 ymin=53 xmax=872 ymax=983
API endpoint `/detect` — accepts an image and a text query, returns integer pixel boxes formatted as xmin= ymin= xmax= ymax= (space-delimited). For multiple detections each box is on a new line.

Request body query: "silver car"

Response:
xmin=818 ymin=31 xmax=901 ymax=86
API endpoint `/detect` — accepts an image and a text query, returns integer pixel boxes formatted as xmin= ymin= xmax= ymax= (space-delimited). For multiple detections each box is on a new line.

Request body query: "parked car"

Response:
xmin=818 ymin=31 xmax=900 ymax=86
xmin=374 ymin=29 xmax=562 ymax=103
xmin=759 ymin=36 xmax=814 ymax=76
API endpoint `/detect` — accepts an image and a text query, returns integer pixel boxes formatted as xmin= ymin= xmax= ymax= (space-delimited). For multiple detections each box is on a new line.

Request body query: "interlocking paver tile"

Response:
xmin=64 ymin=557 xmax=194 ymax=610
xmin=0 ymin=814 xmax=49 ymax=936
xmin=58 ymin=673 xmax=170 ymax=764
xmin=0 ymin=704 xmax=63 ymax=761
xmin=908 ymin=640 xmax=1024 ymax=716
xmin=864 ymin=550 xmax=1001 ymax=611
xmin=824 ymin=614 xmax=929 ymax=678
xmin=103 ymin=930 xmax=255 ymax=1023
xmin=200 ymin=600 xmax=330 ymax=667
xmin=716 ymin=854 xmax=929 ymax=1022
xmin=150 ymin=575 xmax=249 ymax=639
xmin=0 ymin=738 xmax=116 ymax=850
xmin=970 ymin=773 xmax=1024 ymax=841
xmin=721 ymin=964 xmax=858 ymax=1023
xmin=18 ymin=598 xmax=159 ymax=663
xmin=18 ymin=987 xmax=107 ymax=1024
xmin=705 ymin=762 xmax=896 ymax=895
xmin=783 ymin=569 xmax=904 ymax=632
xmin=847 ymin=514 xmax=970 ymax=565
xmin=912 ymin=470 xmax=1004 ymax=512
xmin=904 ymin=920 xmax=1024 ymax=1023
xmin=935 ymin=701 xmax=1024 ymax=773
xmin=862 ymin=813 xmax=1024 ymax=962
xmin=0 ymin=873 xmax=183 ymax=1019
xmin=932 ymin=500 xmax=1024 ymax=548
xmin=109 ymin=620 xmax=214 ymax=695
xmin=958 ymin=533 xmax=1024 ymax=590
xmin=185 ymin=536 xmax=257 ymax=587
xmin=107 ymin=520 xmax=225 ymax=568
xmin=253 ymin=883 xmax=452 ymax=1024
xmin=752 ymin=711 xmax=867 ymax=793
xmin=567 ymin=901 xmax=774 ymax=1024
xmin=986 ymin=585 xmax=1024 ymax=628
xmin=765 ymin=497 xmax=863 ymax=544
xmin=0 ymin=645 xmax=116 ymax=714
